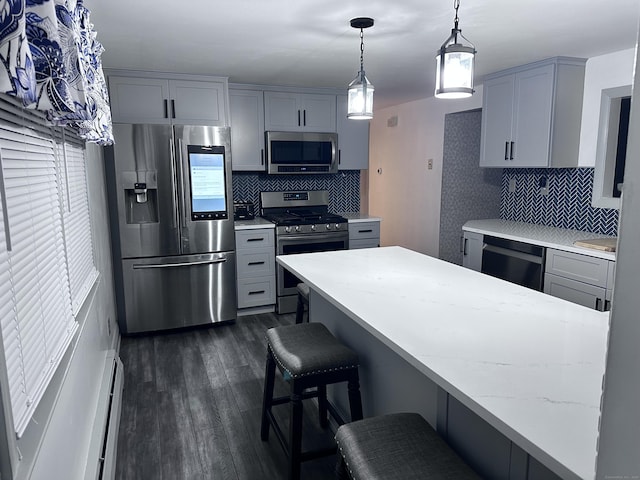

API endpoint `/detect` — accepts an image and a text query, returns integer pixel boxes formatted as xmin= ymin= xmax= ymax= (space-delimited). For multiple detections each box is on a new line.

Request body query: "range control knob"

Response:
xmin=295 ymin=225 xmax=301 ymax=232
xmin=311 ymin=224 xmax=316 ymax=231
xmin=284 ymin=226 xmax=291 ymax=233
xmin=334 ymin=223 xmax=341 ymax=230
xmin=326 ymin=224 xmax=332 ymax=230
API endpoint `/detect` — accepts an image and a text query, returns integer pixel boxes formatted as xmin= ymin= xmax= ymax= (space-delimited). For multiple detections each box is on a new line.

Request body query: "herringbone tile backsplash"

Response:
xmin=500 ymin=168 xmax=619 ymax=236
xmin=232 ymin=171 xmax=361 ymax=214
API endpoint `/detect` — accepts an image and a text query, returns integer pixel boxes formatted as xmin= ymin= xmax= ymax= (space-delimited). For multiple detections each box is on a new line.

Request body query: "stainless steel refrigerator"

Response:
xmin=105 ymin=124 xmax=237 ymax=334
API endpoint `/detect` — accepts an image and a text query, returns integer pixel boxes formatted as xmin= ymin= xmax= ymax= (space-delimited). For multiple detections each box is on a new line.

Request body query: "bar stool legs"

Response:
xmin=260 ymin=349 xmax=277 ymax=441
xmin=295 ymin=283 xmax=310 ymax=324
xmin=260 ymin=323 xmax=362 ymax=480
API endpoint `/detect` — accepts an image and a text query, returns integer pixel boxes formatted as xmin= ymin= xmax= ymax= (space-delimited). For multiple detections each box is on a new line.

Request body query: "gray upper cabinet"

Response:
xmin=337 ymin=95 xmax=370 ymax=170
xmin=229 ymin=89 xmax=265 ymax=171
xmin=480 ymin=57 xmax=586 ymax=168
xmin=109 ymin=75 xmax=229 ymax=126
xmin=264 ymin=91 xmax=336 ymax=132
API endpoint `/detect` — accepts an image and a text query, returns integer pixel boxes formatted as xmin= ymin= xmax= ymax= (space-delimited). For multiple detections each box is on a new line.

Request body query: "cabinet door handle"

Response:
xmin=510 ymin=141 xmax=515 ymax=160
xmin=604 ymin=300 xmax=611 ymax=311
xmin=504 ymin=142 xmax=509 ymax=161
xmin=248 ymin=290 xmax=266 ymax=295
xmin=595 ymin=298 xmax=603 ymax=311
xmin=463 ymin=238 xmax=469 ymax=256
xmin=261 ymin=149 xmax=264 ymax=166
xmin=358 ymin=229 xmax=373 ymax=233
xmin=171 ymin=99 xmax=176 ymax=119
xmin=247 ymin=237 xmax=264 ymax=242
xmin=164 ymin=99 xmax=169 ymax=119
xmin=248 ymin=261 xmax=265 ymax=266
xmin=338 ymin=149 xmax=341 ymax=165
xmin=303 ymin=109 xmax=306 ymax=126
xmin=297 ymin=110 xmax=301 ymax=126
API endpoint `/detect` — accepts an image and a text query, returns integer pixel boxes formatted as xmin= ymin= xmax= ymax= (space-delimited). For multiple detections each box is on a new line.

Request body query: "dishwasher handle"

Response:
xmin=483 ymin=243 xmax=543 ymax=265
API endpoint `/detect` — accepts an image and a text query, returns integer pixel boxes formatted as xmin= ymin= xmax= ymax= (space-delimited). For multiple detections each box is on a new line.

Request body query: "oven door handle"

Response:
xmin=279 ymin=233 xmax=347 ymax=243
xmin=483 ymin=244 xmax=543 ymax=265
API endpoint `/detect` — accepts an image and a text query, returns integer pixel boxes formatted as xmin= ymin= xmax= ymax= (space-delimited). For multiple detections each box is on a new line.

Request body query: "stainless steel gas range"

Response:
xmin=260 ymin=190 xmax=348 ymax=313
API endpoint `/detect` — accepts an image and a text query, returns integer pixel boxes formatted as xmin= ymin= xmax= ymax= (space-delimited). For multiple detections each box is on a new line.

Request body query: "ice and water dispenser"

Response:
xmin=123 ymin=171 xmax=159 ymax=224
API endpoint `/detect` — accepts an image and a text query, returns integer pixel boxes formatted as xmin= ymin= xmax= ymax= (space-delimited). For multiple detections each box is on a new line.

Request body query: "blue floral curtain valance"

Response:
xmin=0 ymin=0 xmax=36 ymax=105
xmin=0 ymin=0 xmax=113 ymax=145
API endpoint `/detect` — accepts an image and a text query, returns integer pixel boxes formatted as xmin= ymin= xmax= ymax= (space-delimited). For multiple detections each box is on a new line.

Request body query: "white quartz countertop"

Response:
xmin=339 ymin=213 xmax=382 ymax=223
xmin=234 ymin=217 xmax=274 ymax=230
xmin=463 ymin=219 xmax=616 ymax=260
xmin=277 ymin=246 xmax=609 ymax=480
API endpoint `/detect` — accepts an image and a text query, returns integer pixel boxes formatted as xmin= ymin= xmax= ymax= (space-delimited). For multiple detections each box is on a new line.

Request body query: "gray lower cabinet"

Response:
xmin=235 ymin=228 xmax=276 ymax=309
xmin=348 ymin=221 xmax=380 ymax=249
xmin=462 ymin=231 xmax=483 ymax=271
xmin=543 ymin=248 xmax=614 ymax=311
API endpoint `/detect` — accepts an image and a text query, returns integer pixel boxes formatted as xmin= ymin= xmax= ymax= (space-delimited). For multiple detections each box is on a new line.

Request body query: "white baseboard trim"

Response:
xmin=84 ymin=351 xmax=124 ymax=480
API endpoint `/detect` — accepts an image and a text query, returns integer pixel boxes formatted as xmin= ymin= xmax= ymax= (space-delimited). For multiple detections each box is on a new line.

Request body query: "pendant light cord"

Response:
xmin=453 ymin=0 xmax=460 ymax=30
xmin=359 ymin=28 xmax=365 ymax=72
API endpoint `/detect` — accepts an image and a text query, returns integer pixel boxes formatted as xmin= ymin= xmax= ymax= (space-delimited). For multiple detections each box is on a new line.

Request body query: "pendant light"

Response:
xmin=347 ymin=17 xmax=374 ymax=119
xmin=435 ymin=0 xmax=476 ymax=99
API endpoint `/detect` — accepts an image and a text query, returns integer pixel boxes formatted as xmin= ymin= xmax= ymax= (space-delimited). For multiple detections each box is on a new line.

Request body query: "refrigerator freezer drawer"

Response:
xmin=121 ymin=252 xmax=237 ymax=333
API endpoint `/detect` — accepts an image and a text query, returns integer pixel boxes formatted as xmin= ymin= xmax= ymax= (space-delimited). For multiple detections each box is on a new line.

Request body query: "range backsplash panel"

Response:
xmin=500 ymin=168 xmax=619 ymax=236
xmin=232 ymin=171 xmax=360 ymax=214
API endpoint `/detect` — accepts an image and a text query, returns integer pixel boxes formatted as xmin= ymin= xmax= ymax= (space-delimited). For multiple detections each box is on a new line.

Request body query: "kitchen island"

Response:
xmin=277 ymin=246 xmax=609 ymax=480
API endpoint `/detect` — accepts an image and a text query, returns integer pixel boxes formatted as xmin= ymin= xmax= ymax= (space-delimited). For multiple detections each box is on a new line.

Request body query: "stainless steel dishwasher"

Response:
xmin=481 ymin=235 xmax=545 ymax=291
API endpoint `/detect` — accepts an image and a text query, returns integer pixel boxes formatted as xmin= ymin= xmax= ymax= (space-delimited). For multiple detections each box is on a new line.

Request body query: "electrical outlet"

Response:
xmin=509 ymin=178 xmax=516 ymax=193
xmin=427 ymin=158 xmax=433 ymax=170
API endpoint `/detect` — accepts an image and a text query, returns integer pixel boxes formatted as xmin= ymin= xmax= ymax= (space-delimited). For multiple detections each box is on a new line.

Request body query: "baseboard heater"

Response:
xmin=85 ymin=351 xmax=124 ymax=480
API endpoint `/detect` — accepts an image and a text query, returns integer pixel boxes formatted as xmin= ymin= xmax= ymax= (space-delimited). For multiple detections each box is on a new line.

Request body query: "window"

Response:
xmin=0 ymin=99 xmax=96 ymax=437
xmin=592 ymin=85 xmax=632 ymax=209
xmin=56 ymin=139 xmax=99 ymax=314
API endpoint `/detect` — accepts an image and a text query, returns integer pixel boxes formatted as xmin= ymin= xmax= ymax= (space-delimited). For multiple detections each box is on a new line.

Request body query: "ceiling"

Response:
xmin=87 ymin=0 xmax=639 ymax=111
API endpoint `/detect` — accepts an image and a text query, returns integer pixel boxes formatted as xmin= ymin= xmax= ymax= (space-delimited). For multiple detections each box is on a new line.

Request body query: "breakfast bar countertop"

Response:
xmin=277 ymin=246 xmax=609 ymax=480
xmin=463 ymin=219 xmax=616 ymax=260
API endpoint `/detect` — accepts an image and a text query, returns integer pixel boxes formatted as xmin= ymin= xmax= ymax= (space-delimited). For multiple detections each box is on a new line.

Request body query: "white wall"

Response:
xmin=13 ymin=144 xmax=118 ymax=480
xmin=366 ymin=48 xmax=636 ymax=256
xmin=367 ymin=88 xmax=482 ymax=256
xmin=596 ymin=39 xmax=640 ymax=476
xmin=578 ymin=48 xmax=636 ymax=167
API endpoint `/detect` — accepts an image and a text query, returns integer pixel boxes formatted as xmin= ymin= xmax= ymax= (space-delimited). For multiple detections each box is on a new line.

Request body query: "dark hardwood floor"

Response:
xmin=115 ymin=312 xmax=338 ymax=480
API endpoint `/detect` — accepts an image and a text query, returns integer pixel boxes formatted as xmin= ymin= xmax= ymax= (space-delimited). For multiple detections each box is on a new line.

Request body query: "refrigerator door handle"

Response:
xmin=132 ymin=258 xmax=228 ymax=269
xmin=177 ymin=138 xmax=188 ymax=228
xmin=169 ymin=136 xmax=180 ymax=229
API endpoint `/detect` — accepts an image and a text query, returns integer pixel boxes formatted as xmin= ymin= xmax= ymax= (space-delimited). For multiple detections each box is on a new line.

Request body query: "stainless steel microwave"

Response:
xmin=265 ymin=131 xmax=338 ymax=174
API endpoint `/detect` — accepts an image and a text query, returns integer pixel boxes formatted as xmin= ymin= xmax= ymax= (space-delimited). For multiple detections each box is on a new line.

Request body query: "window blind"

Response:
xmin=56 ymin=139 xmax=98 ymax=314
xmin=0 ymin=121 xmax=78 ymax=437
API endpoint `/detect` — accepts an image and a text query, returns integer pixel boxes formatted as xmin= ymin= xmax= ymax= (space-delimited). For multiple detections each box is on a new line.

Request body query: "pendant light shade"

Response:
xmin=435 ymin=0 xmax=476 ymax=99
xmin=347 ymin=17 xmax=374 ymax=119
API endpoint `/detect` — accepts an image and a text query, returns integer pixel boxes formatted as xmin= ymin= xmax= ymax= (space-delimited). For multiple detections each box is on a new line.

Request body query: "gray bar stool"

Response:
xmin=295 ymin=282 xmax=310 ymax=324
xmin=335 ymin=413 xmax=480 ymax=479
xmin=261 ymin=322 xmax=363 ymax=480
